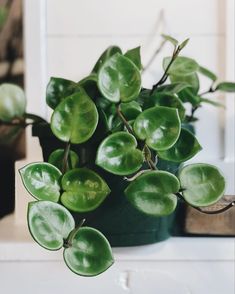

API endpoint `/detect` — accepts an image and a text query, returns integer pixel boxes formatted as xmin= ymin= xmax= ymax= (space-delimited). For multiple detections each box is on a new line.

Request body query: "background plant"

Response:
xmin=2 ymin=36 xmax=235 ymax=276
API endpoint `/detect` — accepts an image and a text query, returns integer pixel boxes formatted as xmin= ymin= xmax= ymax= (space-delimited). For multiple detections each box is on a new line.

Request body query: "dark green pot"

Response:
xmin=32 ymin=123 xmax=186 ymax=246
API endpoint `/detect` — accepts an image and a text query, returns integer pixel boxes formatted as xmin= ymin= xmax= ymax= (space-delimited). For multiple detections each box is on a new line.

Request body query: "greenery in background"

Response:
xmin=1 ymin=35 xmax=235 ymax=276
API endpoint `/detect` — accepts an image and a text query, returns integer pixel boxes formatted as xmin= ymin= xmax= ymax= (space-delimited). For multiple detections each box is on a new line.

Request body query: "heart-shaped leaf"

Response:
xmin=98 ymin=53 xmax=141 ymax=103
xmin=46 ymin=77 xmax=78 ymax=109
xmin=120 ymin=101 xmax=142 ymax=120
xmin=28 ymin=201 xmax=75 ymax=250
xmin=51 ymin=88 xmax=98 ymax=144
xmin=96 ymin=131 xmax=144 ymax=175
xmin=158 ymin=128 xmax=202 ymax=162
xmin=64 ymin=227 xmax=114 ymax=276
xmin=20 ymin=162 xmax=62 ymax=202
xmin=125 ymin=171 xmax=179 ymax=216
xmin=92 ymin=46 xmax=122 ymax=73
xmin=199 ymin=66 xmax=217 ymax=82
xmin=143 ymin=92 xmax=185 ymax=120
xmin=48 ymin=149 xmax=79 ymax=172
xmin=61 ymin=168 xmax=110 ymax=212
xmin=124 ymin=46 xmax=142 ymax=70
xmin=215 ymin=82 xmax=235 ymax=92
xmin=179 ymin=163 xmax=226 ymax=207
xmin=163 ymin=56 xmax=199 ymax=76
xmin=133 ymin=106 xmax=181 ymax=151
xmin=0 ymin=84 xmax=26 ymax=122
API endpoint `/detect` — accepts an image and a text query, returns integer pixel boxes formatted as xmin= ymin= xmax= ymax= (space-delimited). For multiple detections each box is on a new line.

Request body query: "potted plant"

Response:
xmin=3 ymin=36 xmax=235 ymax=276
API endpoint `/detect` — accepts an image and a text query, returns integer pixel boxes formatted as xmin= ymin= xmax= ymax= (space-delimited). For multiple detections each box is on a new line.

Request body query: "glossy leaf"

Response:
xmin=61 ymin=168 xmax=110 ymax=212
xmin=92 ymin=46 xmax=122 ymax=73
xmin=51 ymin=88 xmax=98 ymax=144
xmin=20 ymin=162 xmax=62 ymax=202
xmin=163 ymin=56 xmax=199 ymax=76
xmin=0 ymin=83 xmax=26 ymax=122
xmin=77 ymin=74 xmax=100 ymax=99
xmin=143 ymin=92 xmax=186 ymax=120
xmin=64 ymin=227 xmax=114 ymax=276
xmin=96 ymin=131 xmax=144 ymax=175
xmin=215 ymin=82 xmax=235 ymax=92
xmin=120 ymin=101 xmax=142 ymax=120
xmin=46 ymin=77 xmax=78 ymax=109
xmin=125 ymin=171 xmax=179 ymax=216
xmin=170 ymin=73 xmax=200 ymax=94
xmin=158 ymin=128 xmax=202 ymax=162
xmin=134 ymin=106 xmax=181 ymax=151
xmin=28 ymin=201 xmax=75 ymax=250
xmin=124 ymin=46 xmax=142 ymax=70
xmin=199 ymin=66 xmax=217 ymax=82
xmin=98 ymin=53 xmax=141 ymax=103
xmin=48 ymin=149 xmax=79 ymax=172
xmin=179 ymin=163 xmax=226 ymax=207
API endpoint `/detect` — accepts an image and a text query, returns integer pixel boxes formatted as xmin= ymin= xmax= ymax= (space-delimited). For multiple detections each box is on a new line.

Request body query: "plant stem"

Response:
xmin=116 ymin=105 xmax=135 ymax=135
xmin=151 ymin=45 xmax=181 ymax=94
xmin=142 ymin=39 xmax=167 ymax=73
xmin=188 ymin=105 xmax=199 ymax=122
xmin=64 ymin=219 xmax=86 ymax=248
xmin=62 ymin=142 xmax=71 ymax=174
xmin=176 ymin=192 xmax=235 ymax=215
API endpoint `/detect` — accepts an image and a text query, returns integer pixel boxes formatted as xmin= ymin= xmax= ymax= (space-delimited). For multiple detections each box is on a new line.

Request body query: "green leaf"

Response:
xmin=92 ymin=46 xmax=122 ymax=73
xmin=143 ymin=92 xmax=186 ymax=120
xmin=96 ymin=131 xmax=144 ymax=175
xmin=46 ymin=77 xmax=78 ymax=109
xmin=20 ymin=163 xmax=62 ymax=202
xmin=170 ymin=73 xmax=200 ymax=94
xmin=125 ymin=171 xmax=179 ymax=216
xmin=215 ymin=82 xmax=235 ymax=92
xmin=0 ymin=84 xmax=26 ymax=122
xmin=64 ymin=227 xmax=114 ymax=276
xmin=77 ymin=74 xmax=100 ymax=100
xmin=178 ymin=38 xmax=190 ymax=50
xmin=158 ymin=128 xmax=202 ymax=162
xmin=28 ymin=201 xmax=75 ymax=250
xmin=161 ymin=34 xmax=178 ymax=47
xmin=51 ymin=88 xmax=98 ymax=144
xmin=124 ymin=46 xmax=142 ymax=70
xmin=163 ymin=56 xmax=199 ymax=76
xmin=48 ymin=149 xmax=79 ymax=172
xmin=120 ymin=101 xmax=142 ymax=120
xmin=134 ymin=106 xmax=181 ymax=151
xmin=200 ymin=98 xmax=225 ymax=108
xmin=199 ymin=66 xmax=217 ymax=82
xmin=98 ymin=53 xmax=141 ymax=103
xmin=179 ymin=163 xmax=226 ymax=207
xmin=155 ymin=83 xmax=190 ymax=94
xmin=61 ymin=168 xmax=110 ymax=212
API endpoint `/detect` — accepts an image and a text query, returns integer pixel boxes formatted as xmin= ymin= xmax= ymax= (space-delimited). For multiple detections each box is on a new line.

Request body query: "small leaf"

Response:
xmin=46 ymin=77 xmax=78 ymax=109
xmin=51 ymin=88 xmax=98 ymax=144
xmin=61 ymin=168 xmax=110 ymax=212
xmin=179 ymin=163 xmax=226 ymax=207
xmin=200 ymin=98 xmax=225 ymax=108
xmin=158 ymin=128 xmax=202 ymax=162
xmin=64 ymin=227 xmax=114 ymax=276
xmin=178 ymin=38 xmax=190 ymax=50
xmin=98 ymin=53 xmax=141 ymax=103
xmin=155 ymin=83 xmax=190 ymax=94
xmin=143 ymin=92 xmax=186 ymax=120
xmin=124 ymin=46 xmax=142 ymax=70
xmin=125 ymin=171 xmax=179 ymax=216
xmin=120 ymin=101 xmax=142 ymax=120
xmin=28 ymin=201 xmax=75 ymax=250
xmin=199 ymin=66 xmax=217 ymax=82
xmin=48 ymin=149 xmax=79 ymax=172
xmin=215 ymin=82 xmax=235 ymax=92
xmin=163 ymin=56 xmax=199 ymax=76
xmin=96 ymin=131 xmax=144 ymax=175
xmin=161 ymin=34 xmax=178 ymax=47
xmin=92 ymin=46 xmax=122 ymax=73
xmin=134 ymin=106 xmax=181 ymax=151
xmin=0 ymin=84 xmax=26 ymax=122
xmin=20 ymin=163 xmax=62 ymax=202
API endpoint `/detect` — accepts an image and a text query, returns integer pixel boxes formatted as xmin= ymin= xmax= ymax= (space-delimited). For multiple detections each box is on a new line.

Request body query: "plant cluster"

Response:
xmin=1 ymin=36 xmax=235 ymax=276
